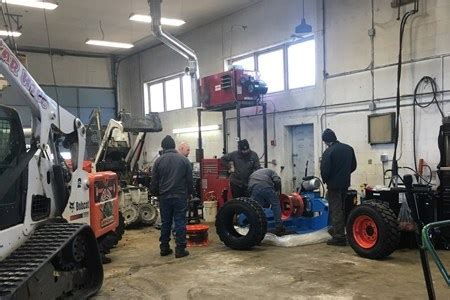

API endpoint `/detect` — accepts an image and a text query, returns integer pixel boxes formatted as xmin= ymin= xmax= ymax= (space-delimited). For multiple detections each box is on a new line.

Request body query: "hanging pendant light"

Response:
xmin=295 ymin=0 xmax=312 ymax=35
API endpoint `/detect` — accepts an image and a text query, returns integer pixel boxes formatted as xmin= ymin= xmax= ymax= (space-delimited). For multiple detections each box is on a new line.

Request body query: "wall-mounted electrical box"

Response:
xmin=368 ymin=112 xmax=396 ymax=145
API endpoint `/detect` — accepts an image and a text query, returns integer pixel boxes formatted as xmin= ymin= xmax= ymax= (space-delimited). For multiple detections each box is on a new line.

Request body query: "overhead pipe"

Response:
xmin=148 ymin=0 xmax=200 ymax=107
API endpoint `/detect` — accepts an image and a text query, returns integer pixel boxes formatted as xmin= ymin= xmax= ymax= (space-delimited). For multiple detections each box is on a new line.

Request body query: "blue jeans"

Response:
xmin=251 ymin=187 xmax=282 ymax=227
xmin=159 ymin=197 xmax=187 ymax=250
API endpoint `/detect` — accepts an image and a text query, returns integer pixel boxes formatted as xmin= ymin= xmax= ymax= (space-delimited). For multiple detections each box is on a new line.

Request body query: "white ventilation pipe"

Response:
xmin=148 ymin=0 xmax=199 ymax=107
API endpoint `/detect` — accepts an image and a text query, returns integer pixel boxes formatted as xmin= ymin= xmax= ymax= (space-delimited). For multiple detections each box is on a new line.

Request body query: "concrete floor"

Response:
xmin=95 ymin=226 xmax=450 ymax=299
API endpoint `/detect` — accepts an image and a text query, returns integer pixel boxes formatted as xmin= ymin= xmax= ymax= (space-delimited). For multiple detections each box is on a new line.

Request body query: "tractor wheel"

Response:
xmin=346 ymin=201 xmax=399 ymax=259
xmin=139 ymin=203 xmax=158 ymax=225
xmin=123 ymin=204 xmax=140 ymax=227
xmin=215 ymin=197 xmax=267 ymax=250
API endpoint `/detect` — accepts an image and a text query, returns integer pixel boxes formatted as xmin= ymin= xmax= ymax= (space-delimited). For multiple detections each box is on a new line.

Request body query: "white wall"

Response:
xmin=118 ymin=0 xmax=450 ymax=192
xmin=25 ymin=52 xmax=112 ymax=87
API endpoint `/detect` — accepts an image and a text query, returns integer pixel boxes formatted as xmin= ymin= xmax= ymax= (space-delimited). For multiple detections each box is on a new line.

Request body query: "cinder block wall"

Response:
xmin=118 ymin=0 xmax=450 ymax=192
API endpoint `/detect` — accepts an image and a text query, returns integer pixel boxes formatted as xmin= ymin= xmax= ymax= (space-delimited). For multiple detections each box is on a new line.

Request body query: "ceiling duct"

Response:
xmin=148 ymin=0 xmax=199 ymax=107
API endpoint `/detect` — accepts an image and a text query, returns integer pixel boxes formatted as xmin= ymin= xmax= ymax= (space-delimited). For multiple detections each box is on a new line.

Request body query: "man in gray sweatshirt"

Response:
xmin=248 ymin=167 xmax=286 ymax=236
xmin=151 ymin=135 xmax=193 ymax=258
xmin=221 ymin=139 xmax=261 ymax=198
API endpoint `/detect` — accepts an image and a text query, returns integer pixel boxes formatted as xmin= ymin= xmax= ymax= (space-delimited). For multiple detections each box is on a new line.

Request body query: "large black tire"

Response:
xmin=346 ymin=200 xmax=400 ymax=259
xmin=215 ymin=197 xmax=267 ymax=250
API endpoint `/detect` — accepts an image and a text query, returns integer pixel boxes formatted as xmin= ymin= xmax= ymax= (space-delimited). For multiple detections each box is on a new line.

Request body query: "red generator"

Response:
xmin=201 ymin=159 xmax=232 ymax=208
xmin=199 ymin=68 xmax=267 ymax=110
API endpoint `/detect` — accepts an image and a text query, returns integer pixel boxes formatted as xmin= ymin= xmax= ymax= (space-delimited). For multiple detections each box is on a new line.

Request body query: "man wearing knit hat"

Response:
xmin=151 ymin=135 xmax=193 ymax=258
xmin=320 ymin=128 xmax=357 ymax=246
xmin=221 ymin=139 xmax=261 ymax=198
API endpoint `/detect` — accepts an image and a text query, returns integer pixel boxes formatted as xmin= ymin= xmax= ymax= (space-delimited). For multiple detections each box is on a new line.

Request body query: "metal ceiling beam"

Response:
xmin=17 ymin=45 xmax=115 ymax=59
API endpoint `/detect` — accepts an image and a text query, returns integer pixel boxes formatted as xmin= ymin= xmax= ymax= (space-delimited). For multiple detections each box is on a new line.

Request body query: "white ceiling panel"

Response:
xmin=1 ymin=0 xmax=257 ymax=55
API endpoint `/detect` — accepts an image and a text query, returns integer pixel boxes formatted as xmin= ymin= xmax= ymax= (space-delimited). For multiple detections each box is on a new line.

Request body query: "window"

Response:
xmin=182 ymin=75 xmax=193 ymax=108
xmin=231 ymin=56 xmax=255 ymax=70
xmin=258 ymin=49 xmax=284 ymax=93
xmin=149 ymin=82 xmax=164 ymax=113
xmin=225 ymin=38 xmax=316 ymax=94
xmin=288 ymin=39 xmax=315 ymax=89
xmin=165 ymin=78 xmax=181 ymax=111
xmin=143 ymin=73 xmax=193 ymax=113
xmin=0 ymin=119 xmax=13 ymax=165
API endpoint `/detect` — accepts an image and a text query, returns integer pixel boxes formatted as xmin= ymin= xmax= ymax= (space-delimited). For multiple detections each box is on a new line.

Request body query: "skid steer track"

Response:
xmin=0 ymin=223 xmax=103 ymax=299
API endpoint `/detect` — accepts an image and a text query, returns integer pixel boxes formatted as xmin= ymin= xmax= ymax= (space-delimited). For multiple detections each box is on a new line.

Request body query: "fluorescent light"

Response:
xmin=2 ymin=0 xmax=58 ymax=10
xmin=0 ymin=30 xmax=21 ymax=37
xmin=129 ymin=14 xmax=185 ymax=27
xmin=85 ymin=39 xmax=134 ymax=49
xmin=173 ymin=125 xmax=221 ymax=134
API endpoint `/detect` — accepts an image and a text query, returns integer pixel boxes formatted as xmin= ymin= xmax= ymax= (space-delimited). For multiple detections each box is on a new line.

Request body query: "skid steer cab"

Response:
xmin=0 ymin=37 xmax=104 ymax=298
xmin=0 ymin=105 xmax=103 ymax=298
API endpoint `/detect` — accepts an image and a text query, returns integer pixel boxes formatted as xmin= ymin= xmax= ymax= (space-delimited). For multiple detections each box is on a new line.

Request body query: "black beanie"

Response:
xmin=161 ymin=135 xmax=176 ymax=150
xmin=238 ymin=139 xmax=250 ymax=150
xmin=322 ymin=128 xmax=337 ymax=143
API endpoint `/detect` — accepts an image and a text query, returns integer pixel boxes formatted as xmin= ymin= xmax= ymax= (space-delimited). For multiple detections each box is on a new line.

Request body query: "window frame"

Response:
xmin=286 ymin=37 xmax=316 ymax=90
xmin=256 ymin=46 xmax=286 ymax=94
xmin=143 ymin=72 xmax=192 ymax=114
xmin=226 ymin=36 xmax=315 ymax=95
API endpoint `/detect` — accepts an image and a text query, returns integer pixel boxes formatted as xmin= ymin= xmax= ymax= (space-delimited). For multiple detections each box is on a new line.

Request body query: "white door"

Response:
xmin=292 ymin=124 xmax=315 ymax=190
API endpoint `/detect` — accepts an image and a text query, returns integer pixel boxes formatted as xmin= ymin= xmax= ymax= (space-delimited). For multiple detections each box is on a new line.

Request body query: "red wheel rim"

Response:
xmin=279 ymin=194 xmax=293 ymax=220
xmin=353 ymin=215 xmax=378 ymax=249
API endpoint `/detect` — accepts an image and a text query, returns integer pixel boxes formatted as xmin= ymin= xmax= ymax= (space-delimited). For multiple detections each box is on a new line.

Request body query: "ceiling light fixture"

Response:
xmin=85 ymin=39 xmax=134 ymax=49
xmin=129 ymin=14 xmax=185 ymax=27
xmin=173 ymin=125 xmax=221 ymax=134
xmin=2 ymin=0 xmax=58 ymax=10
xmin=294 ymin=0 xmax=312 ymax=35
xmin=0 ymin=30 xmax=21 ymax=37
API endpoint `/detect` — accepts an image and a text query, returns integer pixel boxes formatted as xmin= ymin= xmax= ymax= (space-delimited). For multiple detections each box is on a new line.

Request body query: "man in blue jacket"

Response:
xmin=248 ymin=167 xmax=286 ymax=236
xmin=320 ymin=129 xmax=357 ymax=246
xmin=151 ymin=135 xmax=193 ymax=258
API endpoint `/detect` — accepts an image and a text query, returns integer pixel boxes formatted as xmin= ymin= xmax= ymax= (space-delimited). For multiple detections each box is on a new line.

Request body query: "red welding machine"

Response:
xmin=201 ymin=159 xmax=232 ymax=208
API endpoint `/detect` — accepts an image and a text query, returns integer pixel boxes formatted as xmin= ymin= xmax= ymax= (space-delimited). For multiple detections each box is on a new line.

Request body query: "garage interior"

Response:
xmin=0 ymin=0 xmax=450 ymax=299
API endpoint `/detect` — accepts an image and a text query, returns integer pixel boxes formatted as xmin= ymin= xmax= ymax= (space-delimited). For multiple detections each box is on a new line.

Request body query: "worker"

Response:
xmin=150 ymin=135 xmax=193 ymax=258
xmin=221 ymin=139 xmax=261 ymax=198
xmin=178 ymin=141 xmax=191 ymax=158
xmin=320 ymin=128 xmax=357 ymax=246
xmin=248 ymin=167 xmax=286 ymax=236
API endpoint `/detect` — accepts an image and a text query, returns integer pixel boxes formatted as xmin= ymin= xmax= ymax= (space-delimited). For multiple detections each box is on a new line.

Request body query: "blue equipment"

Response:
xmin=265 ymin=190 xmax=329 ymax=234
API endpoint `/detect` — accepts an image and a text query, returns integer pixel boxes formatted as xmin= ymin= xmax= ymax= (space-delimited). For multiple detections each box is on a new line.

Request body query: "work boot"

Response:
xmin=175 ymin=249 xmax=189 ymax=258
xmin=101 ymin=255 xmax=112 ymax=264
xmin=160 ymin=248 xmax=173 ymax=256
xmin=326 ymin=237 xmax=347 ymax=246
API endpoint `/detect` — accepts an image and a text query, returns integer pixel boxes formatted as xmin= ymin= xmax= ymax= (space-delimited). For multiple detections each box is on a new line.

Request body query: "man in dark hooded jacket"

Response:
xmin=320 ymin=129 xmax=357 ymax=246
xmin=221 ymin=139 xmax=261 ymax=198
xmin=151 ymin=135 xmax=193 ymax=258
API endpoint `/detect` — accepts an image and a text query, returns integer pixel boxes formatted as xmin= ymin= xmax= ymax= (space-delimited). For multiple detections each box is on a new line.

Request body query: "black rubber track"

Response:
xmin=346 ymin=200 xmax=400 ymax=259
xmin=113 ymin=212 xmax=125 ymax=244
xmin=215 ymin=197 xmax=267 ymax=250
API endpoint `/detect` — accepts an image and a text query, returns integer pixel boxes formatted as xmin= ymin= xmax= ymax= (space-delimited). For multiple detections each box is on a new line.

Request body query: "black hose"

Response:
xmin=413 ymin=76 xmax=445 ymax=174
xmin=392 ymin=2 xmax=419 ymax=181
xmin=384 ymin=166 xmax=432 ymax=186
